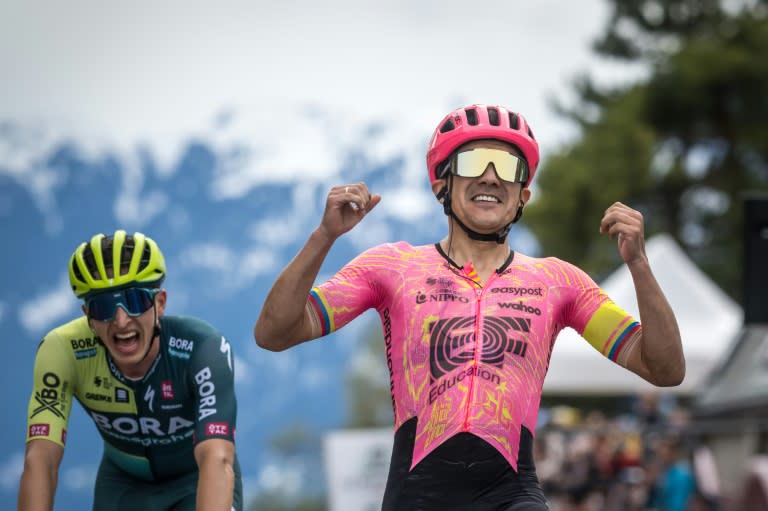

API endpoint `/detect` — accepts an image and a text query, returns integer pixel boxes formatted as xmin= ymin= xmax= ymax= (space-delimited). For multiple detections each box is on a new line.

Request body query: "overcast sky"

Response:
xmin=0 ymin=0 xmax=649 ymax=333
xmin=0 ymin=0 xmax=644 ymax=175
xmin=0 ymin=0 xmax=645 ymax=329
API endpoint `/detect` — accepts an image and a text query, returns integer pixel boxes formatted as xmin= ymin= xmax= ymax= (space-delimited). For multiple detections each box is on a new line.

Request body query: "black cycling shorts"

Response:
xmin=92 ymin=453 xmax=243 ymax=511
xmin=381 ymin=418 xmax=549 ymax=511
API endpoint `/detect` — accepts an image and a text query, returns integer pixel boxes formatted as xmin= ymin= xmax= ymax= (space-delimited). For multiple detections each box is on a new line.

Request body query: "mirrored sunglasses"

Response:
xmin=85 ymin=287 xmax=159 ymax=322
xmin=451 ymin=147 xmax=529 ymax=184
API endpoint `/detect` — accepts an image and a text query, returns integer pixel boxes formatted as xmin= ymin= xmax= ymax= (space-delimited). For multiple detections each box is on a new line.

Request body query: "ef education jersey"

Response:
xmin=309 ymin=242 xmax=640 ymax=471
xmin=25 ymin=315 xmax=237 ymax=482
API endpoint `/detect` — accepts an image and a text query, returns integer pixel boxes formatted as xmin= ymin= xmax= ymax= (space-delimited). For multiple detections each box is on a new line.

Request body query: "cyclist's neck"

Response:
xmin=438 ymin=237 xmax=512 ymax=284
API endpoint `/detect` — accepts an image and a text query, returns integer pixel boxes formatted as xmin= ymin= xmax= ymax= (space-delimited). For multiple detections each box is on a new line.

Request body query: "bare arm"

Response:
xmin=17 ymin=439 xmax=63 ymax=511
xmin=255 ymin=183 xmax=381 ymax=351
xmin=194 ymin=439 xmax=236 ymax=511
xmin=600 ymin=202 xmax=685 ymax=387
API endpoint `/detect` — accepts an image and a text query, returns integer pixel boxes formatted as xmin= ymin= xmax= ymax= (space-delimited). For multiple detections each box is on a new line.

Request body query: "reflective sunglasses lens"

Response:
xmin=453 ymin=148 xmax=529 ymax=183
xmin=123 ymin=288 xmax=155 ymax=315
xmin=87 ymin=288 xmax=155 ymax=321
xmin=87 ymin=296 xmax=116 ymax=321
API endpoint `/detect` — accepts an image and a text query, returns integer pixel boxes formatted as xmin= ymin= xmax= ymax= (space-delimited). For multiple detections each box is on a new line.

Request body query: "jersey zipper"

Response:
xmin=462 ymin=271 xmax=501 ymax=431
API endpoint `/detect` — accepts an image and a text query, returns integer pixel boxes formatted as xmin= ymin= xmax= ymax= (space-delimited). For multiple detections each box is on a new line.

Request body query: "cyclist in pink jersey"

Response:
xmin=255 ymin=104 xmax=685 ymax=511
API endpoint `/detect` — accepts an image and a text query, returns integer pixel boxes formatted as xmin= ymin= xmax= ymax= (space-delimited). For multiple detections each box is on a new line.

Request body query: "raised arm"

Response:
xmin=600 ymin=202 xmax=685 ymax=387
xmin=255 ymin=183 xmax=381 ymax=351
xmin=17 ymin=439 xmax=63 ymax=511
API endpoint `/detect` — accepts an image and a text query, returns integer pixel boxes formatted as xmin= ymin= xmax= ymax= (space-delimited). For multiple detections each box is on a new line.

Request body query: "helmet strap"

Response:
xmin=138 ymin=304 xmax=161 ymax=364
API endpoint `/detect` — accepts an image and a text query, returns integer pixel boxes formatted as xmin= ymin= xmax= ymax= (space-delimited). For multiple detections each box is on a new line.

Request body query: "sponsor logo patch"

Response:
xmin=205 ymin=422 xmax=230 ymax=436
xmin=71 ymin=338 xmax=99 ymax=359
xmin=31 ymin=372 xmax=65 ymax=419
xmin=168 ymin=336 xmax=194 ymax=359
xmin=115 ymin=388 xmax=130 ymax=403
xmin=428 ymin=315 xmax=531 ymax=380
xmin=29 ymin=424 xmax=50 ymax=437
xmin=161 ymin=381 xmax=174 ymax=400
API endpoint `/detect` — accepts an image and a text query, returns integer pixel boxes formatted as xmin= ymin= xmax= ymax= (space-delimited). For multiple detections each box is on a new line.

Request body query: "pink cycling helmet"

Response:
xmin=426 ymin=104 xmax=540 ymax=187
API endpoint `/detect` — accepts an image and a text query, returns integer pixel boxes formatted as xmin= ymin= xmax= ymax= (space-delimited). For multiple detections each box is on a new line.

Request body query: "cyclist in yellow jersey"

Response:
xmin=255 ymin=104 xmax=685 ymax=510
xmin=18 ymin=230 xmax=241 ymax=511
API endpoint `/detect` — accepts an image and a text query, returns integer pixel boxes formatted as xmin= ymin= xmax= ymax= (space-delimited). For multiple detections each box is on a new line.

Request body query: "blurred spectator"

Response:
xmin=735 ymin=456 xmax=768 ymax=511
xmin=691 ymin=443 xmax=722 ymax=510
xmin=649 ymin=435 xmax=696 ymax=511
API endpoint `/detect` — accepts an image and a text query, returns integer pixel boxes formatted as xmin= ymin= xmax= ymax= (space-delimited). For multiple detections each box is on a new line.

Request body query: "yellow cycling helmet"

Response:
xmin=68 ymin=230 xmax=167 ymax=298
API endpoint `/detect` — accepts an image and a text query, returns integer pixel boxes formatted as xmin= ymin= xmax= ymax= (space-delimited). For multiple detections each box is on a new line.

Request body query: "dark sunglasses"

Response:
xmin=450 ymin=147 xmax=529 ymax=184
xmin=85 ymin=287 xmax=160 ymax=322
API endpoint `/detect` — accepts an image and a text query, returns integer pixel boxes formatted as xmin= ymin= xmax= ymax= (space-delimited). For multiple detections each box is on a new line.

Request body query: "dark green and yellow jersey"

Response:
xmin=25 ymin=315 xmax=238 ymax=482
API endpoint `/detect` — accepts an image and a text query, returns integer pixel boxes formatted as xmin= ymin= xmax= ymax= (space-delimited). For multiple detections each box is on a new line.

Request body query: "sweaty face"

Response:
xmin=85 ymin=290 xmax=166 ymax=378
xmin=446 ymin=140 xmax=530 ymax=233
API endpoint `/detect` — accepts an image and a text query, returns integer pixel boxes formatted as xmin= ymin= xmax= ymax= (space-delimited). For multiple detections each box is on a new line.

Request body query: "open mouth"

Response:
xmin=112 ymin=332 xmax=141 ymax=355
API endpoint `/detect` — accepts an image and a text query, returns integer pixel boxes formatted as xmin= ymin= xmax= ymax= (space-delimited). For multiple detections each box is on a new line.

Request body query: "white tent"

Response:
xmin=543 ymin=233 xmax=742 ymax=395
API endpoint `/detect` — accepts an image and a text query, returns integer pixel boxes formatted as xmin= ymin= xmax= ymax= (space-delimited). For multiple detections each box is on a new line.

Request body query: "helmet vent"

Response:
xmin=527 ymin=126 xmax=535 ymax=139
xmin=508 ymin=113 xmax=519 ymax=130
xmin=118 ymin=235 xmax=135 ymax=276
xmin=72 ymin=262 xmax=85 ymax=283
xmin=139 ymin=242 xmax=152 ymax=273
xmin=465 ymin=108 xmax=478 ymax=126
xmin=82 ymin=244 xmax=99 ymax=279
xmin=439 ymin=119 xmax=455 ymax=133
xmin=488 ymin=107 xmax=500 ymax=126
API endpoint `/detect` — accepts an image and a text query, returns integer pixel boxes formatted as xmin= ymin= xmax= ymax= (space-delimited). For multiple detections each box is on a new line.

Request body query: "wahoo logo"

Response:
xmin=428 ymin=316 xmax=531 ymax=380
xmin=498 ymin=301 xmax=542 ymax=315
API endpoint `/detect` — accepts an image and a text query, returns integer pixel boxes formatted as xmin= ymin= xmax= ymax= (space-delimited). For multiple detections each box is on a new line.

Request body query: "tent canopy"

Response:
xmin=543 ymin=233 xmax=742 ymax=396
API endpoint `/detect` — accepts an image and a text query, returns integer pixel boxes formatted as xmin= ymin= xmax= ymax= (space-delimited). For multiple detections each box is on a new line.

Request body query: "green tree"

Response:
xmin=344 ymin=321 xmax=394 ymax=428
xmin=526 ymin=0 xmax=768 ymax=297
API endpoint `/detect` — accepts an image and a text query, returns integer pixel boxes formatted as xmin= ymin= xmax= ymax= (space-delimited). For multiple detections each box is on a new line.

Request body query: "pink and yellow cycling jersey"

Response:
xmin=309 ymin=242 xmax=640 ymax=471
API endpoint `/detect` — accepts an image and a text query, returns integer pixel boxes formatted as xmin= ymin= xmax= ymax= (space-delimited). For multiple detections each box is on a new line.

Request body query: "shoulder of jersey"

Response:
xmin=44 ymin=316 xmax=102 ymax=357
xmin=163 ymin=315 xmax=222 ymax=357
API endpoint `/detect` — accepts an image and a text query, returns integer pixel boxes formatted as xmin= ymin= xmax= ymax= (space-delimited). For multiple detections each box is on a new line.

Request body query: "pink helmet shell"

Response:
xmin=426 ymin=104 xmax=540 ymax=187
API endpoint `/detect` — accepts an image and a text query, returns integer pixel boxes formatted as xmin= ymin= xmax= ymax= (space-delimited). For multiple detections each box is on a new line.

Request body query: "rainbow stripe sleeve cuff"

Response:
xmin=582 ymin=301 xmax=641 ymax=362
xmin=308 ymin=287 xmax=334 ymax=335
